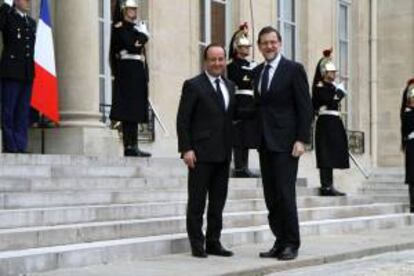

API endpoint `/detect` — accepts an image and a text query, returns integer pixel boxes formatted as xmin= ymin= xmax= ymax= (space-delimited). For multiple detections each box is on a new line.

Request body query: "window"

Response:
xmin=199 ymin=0 xmax=232 ymax=67
xmin=338 ymin=0 xmax=351 ymax=126
xmin=277 ymin=0 xmax=296 ymax=60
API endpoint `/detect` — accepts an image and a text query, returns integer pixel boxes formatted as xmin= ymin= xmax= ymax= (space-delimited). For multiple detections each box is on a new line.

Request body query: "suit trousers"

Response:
xmin=186 ymin=161 xmax=230 ymax=248
xmin=259 ymin=148 xmax=300 ymax=250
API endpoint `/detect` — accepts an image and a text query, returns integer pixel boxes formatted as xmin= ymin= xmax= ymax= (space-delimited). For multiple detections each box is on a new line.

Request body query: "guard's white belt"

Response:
xmin=120 ymin=53 xmax=142 ymax=60
xmin=319 ymin=110 xmax=341 ymax=117
xmin=235 ymin=89 xmax=254 ymax=96
xmin=408 ymin=132 xmax=414 ymax=140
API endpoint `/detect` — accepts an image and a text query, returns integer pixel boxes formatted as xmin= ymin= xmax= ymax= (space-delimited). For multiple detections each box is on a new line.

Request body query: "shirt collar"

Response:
xmin=205 ymin=71 xmax=223 ymax=84
xmin=15 ymin=8 xmax=27 ymax=18
xmin=265 ymin=53 xmax=282 ymax=69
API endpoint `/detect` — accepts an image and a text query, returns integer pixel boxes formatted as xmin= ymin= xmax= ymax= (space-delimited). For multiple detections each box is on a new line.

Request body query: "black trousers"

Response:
xmin=320 ymin=168 xmax=333 ymax=188
xmin=122 ymin=121 xmax=138 ymax=148
xmin=259 ymin=149 xmax=300 ymax=250
xmin=186 ymin=161 xmax=230 ymax=248
xmin=233 ymin=147 xmax=249 ymax=170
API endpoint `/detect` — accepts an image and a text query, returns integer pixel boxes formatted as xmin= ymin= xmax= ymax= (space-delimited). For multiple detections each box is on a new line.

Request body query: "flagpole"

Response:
xmin=249 ymin=0 xmax=256 ymax=61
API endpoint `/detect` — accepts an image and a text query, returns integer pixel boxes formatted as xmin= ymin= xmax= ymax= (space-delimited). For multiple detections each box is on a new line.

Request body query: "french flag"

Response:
xmin=31 ymin=0 xmax=59 ymax=123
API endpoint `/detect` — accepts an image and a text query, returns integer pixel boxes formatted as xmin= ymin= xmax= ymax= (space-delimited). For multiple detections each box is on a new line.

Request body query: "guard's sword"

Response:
xmin=349 ymin=152 xmax=370 ymax=179
xmin=148 ymin=99 xmax=169 ymax=136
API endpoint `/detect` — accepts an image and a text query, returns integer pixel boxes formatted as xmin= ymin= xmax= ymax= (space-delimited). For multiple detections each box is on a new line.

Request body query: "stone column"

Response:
xmin=29 ymin=0 xmax=121 ymax=156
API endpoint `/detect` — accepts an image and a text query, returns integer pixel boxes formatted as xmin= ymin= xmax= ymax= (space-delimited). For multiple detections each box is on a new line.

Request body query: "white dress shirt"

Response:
xmin=205 ymin=71 xmax=230 ymax=110
xmin=258 ymin=53 xmax=282 ymax=94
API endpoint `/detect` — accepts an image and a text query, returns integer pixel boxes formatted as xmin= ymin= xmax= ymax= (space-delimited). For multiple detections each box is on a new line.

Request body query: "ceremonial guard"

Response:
xmin=227 ymin=23 xmax=259 ymax=178
xmin=110 ymin=0 xmax=151 ymax=157
xmin=0 ymin=0 xmax=36 ymax=153
xmin=401 ymin=78 xmax=414 ymax=213
xmin=312 ymin=49 xmax=349 ymax=196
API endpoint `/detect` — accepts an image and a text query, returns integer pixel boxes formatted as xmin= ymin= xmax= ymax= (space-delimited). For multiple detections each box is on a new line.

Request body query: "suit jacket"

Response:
xmin=0 ymin=4 xmax=36 ymax=82
xmin=253 ymin=56 xmax=313 ymax=152
xmin=177 ymin=72 xmax=236 ymax=163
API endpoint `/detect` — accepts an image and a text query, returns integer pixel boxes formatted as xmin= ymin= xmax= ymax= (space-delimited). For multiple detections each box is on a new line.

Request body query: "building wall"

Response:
xmin=376 ymin=0 xmax=414 ymax=166
xmin=0 ymin=0 xmax=413 ymax=169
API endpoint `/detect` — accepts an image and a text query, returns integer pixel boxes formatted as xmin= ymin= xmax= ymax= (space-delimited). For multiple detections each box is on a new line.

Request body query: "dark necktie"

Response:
xmin=260 ymin=64 xmax=272 ymax=95
xmin=215 ymin=78 xmax=226 ymax=111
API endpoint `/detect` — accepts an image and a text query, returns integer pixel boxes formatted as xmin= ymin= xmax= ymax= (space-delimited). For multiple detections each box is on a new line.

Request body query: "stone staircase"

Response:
xmin=0 ymin=155 xmax=412 ymax=276
xmin=360 ymin=168 xmax=408 ymax=203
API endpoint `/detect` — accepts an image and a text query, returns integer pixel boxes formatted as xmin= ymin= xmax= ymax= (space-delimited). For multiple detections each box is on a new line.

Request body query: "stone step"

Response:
xmin=371 ymin=195 xmax=409 ymax=203
xmin=0 ymin=165 xmax=187 ymax=178
xmin=0 ymin=188 xmax=319 ymax=209
xmin=360 ymin=187 xmax=408 ymax=195
xmin=0 ymin=196 xmax=378 ymax=229
xmin=0 ymin=213 xmax=412 ymax=276
xmin=362 ymin=179 xmax=405 ymax=186
xmin=0 ymin=154 xmax=183 ymax=167
xmin=29 ymin=226 xmax=414 ymax=276
xmin=0 ymin=178 xmax=264 ymax=193
xmin=0 ymin=203 xmax=405 ymax=252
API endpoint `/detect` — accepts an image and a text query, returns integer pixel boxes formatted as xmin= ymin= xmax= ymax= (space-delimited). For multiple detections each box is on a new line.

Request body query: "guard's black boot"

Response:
xmin=136 ymin=148 xmax=152 ymax=157
xmin=232 ymin=148 xmax=257 ymax=177
xmin=320 ymin=185 xmax=346 ymax=196
xmin=124 ymin=146 xmax=139 ymax=157
xmin=319 ymin=168 xmax=346 ymax=196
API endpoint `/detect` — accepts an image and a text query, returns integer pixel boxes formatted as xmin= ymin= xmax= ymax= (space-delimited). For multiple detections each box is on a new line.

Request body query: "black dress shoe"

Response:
xmin=233 ymin=169 xmax=259 ymax=178
xmin=320 ymin=187 xmax=346 ymax=196
xmin=191 ymin=247 xmax=208 ymax=258
xmin=259 ymin=244 xmax=283 ymax=258
xmin=206 ymin=244 xmax=234 ymax=257
xmin=277 ymin=247 xmax=298 ymax=261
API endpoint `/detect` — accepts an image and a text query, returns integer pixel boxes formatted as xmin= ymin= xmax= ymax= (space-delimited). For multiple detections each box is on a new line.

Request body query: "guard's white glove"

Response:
xmin=134 ymin=20 xmax=150 ymax=38
xmin=335 ymin=82 xmax=348 ymax=96
xmin=242 ymin=61 xmax=258 ymax=71
xmin=4 ymin=0 xmax=14 ymax=7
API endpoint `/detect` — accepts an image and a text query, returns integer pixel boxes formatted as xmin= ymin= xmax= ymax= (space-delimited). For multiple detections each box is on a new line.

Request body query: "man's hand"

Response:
xmin=292 ymin=141 xmax=306 ymax=158
xmin=183 ymin=150 xmax=197 ymax=169
xmin=4 ymin=0 xmax=13 ymax=6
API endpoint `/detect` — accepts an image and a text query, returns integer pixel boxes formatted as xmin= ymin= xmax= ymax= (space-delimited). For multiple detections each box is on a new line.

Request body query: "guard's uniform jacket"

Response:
xmin=313 ymin=81 xmax=350 ymax=169
xmin=227 ymin=58 xmax=258 ymax=148
xmin=402 ymin=106 xmax=414 ymax=184
xmin=0 ymin=3 xmax=36 ymax=82
xmin=110 ymin=20 xmax=149 ymax=124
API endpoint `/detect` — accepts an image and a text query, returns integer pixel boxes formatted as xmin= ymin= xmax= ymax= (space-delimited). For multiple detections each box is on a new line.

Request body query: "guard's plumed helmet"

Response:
xmin=122 ymin=0 xmax=138 ymax=9
xmin=407 ymin=79 xmax=414 ymax=100
xmin=233 ymin=22 xmax=252 ymax=48
xmin=228 ymin=22 xmax=252 ymax=59
xmin=319 ymin=48 xmax=337 ymax=76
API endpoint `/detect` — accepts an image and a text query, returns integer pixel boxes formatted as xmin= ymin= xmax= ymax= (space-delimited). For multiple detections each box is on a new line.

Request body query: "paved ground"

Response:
xmin=29 ymin=225 xmax=414 ymax=276
xmin=270 ymin=250 xmax=414 ymax=276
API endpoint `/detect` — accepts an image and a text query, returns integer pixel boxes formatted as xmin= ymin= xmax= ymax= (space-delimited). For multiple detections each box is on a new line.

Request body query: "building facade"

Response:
xmin=0 ymin=0 xmax=413 ymax=173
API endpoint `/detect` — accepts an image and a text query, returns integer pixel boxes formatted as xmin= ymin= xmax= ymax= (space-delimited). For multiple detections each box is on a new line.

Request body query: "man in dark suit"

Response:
xmin=254 ymin=26 xmax=313 ymax=261
xmin=176 ymin=44 xmax=235 ymax=258
xmin=0 ymin=0 xmax=36 ymax=153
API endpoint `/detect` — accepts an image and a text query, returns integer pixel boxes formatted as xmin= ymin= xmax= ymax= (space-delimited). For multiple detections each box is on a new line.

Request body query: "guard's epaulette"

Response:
xmin=317 ymin=81 xmax=324 ymax=87
xmin=114 ymin=22 xmax=123 ymax=28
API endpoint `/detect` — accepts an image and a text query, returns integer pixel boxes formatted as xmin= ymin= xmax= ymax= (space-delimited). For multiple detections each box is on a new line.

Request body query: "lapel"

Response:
xmin=268 ymin=57 xmax=288 ymax=94
xmin=200 ymin=73 xmax=226 ymax=113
